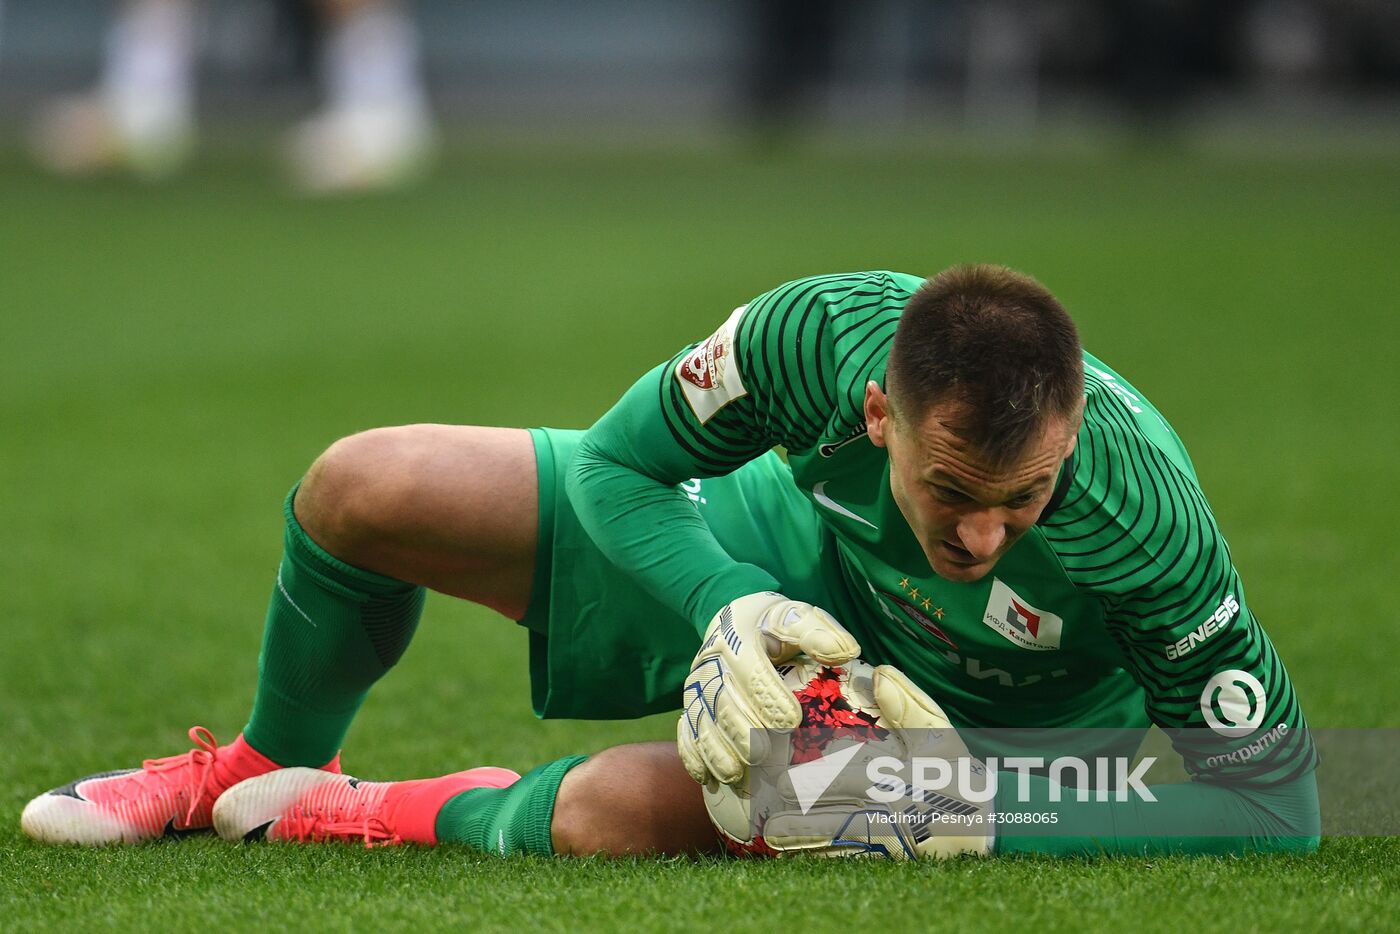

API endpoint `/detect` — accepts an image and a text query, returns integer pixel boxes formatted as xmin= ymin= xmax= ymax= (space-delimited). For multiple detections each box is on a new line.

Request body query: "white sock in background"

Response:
xmin=100 ymin=0 xmax=197 ymax=155
xmin=324 ymin=3 xmax=430 ymax=119
xmin=288 ymin=2 xmax=436 ymax=193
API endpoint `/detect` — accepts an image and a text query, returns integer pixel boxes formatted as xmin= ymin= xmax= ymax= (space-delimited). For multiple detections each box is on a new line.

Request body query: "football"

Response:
xmin=703 ymin=657 xmax=889 ymax=855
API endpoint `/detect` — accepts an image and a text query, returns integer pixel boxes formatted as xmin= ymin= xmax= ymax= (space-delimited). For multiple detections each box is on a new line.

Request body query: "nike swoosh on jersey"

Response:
xmin=818 ymin=424 xmax=869 ymax=457
xmin=812 ymin=481 xmax=878 ymax=529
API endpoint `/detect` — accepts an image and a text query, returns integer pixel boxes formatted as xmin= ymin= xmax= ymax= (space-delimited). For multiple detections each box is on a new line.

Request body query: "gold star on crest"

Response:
xmin=933 ymin=607 xmax=945 ymax=620
xmin=898 ymin=577 xmax=909 ymax=590
xmin=908 ymin=587 xmax=920 ymax=600
xmin=922 ymin=598 xmax=932 ymax=611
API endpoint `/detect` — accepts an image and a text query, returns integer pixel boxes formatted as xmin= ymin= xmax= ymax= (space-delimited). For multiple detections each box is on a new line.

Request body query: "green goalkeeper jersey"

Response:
xmin=566 ymin=270 xmax=1315 ymax=791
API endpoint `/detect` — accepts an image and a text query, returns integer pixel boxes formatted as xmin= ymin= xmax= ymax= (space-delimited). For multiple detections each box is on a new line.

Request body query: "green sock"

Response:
xmin=243 ymin=487 xmax=426 ymax=766
xmin=435 ymin=756 xmax=588 ymax=856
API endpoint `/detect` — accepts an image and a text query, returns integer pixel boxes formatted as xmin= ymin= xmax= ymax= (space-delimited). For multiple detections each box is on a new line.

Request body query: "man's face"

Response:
xmin=865 ymin=382 xmax=1080 ymax=583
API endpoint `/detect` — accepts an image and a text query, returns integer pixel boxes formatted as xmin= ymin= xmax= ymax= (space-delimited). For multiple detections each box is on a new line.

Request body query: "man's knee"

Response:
xmin=296 ymin=425 xmax=427 ymax=556
xmin=287 ymin=424 xmax=535 ymax=610
xmin=551 ymin=743 xmax=720 ymax=857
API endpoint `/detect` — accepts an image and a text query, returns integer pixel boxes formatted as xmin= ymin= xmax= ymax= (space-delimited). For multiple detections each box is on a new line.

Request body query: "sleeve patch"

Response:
xmin=676 ymin=305 xmax=750 ymax=424
xmin=1199 ymin=669 xmax=1268 ymax=738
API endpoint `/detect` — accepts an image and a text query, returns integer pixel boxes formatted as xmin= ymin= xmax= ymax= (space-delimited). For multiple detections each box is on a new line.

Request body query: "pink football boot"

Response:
xmin=213 ymin=766 xmax=520 ymax=847
xmin=21 ymin=727 xmax=338 ymax=845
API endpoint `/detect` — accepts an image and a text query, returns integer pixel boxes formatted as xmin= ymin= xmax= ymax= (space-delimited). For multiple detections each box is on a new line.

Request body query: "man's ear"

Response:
xmin=865 ymin=380 xmax=892 ymax=449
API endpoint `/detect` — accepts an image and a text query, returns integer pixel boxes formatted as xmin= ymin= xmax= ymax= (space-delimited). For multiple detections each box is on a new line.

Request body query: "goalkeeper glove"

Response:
xmin=677 ymin=592 xmax=860 ymax=787
xmin=761 ymin=664 xmax=994 ymax=859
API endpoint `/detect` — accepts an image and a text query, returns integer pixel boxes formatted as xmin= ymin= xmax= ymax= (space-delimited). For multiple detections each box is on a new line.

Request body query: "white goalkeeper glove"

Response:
xmin=677 ymin=592 xmax=860 ymax=787
xmin=761 ymin=664 xmax=994 ymax=860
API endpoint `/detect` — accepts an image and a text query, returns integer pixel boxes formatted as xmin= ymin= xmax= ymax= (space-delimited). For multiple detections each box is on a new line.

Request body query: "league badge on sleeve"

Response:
xmin=676 ymin=305 xmax=749 ymax=423
xmin=983 ymin=578 xmax=1063 ymax=651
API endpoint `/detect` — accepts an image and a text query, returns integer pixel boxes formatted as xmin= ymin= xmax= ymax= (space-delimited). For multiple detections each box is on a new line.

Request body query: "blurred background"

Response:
xmin=1 ymin=0 xmax=1398 ymax=808
xmin=1 ymin=0 xmax=1399 ymax=183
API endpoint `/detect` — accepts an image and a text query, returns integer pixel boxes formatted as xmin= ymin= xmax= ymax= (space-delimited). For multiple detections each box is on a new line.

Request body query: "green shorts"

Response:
xmin=520 ymin=427 xmax=851 ymax=720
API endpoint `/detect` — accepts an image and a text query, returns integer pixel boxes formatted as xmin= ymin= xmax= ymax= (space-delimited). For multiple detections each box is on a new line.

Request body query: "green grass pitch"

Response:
xmin=2 ymin=140 xmax=1398 ymax=931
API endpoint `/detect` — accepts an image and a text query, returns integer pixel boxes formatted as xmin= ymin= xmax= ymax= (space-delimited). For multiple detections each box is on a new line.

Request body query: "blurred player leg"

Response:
xmin=286 ymin=0 xmax=436 ymax=193
xmin=30 ymin=0 xmax=197 ymax=179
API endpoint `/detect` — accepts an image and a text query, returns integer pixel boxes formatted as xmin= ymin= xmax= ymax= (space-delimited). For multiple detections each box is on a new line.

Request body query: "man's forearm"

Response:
xmin=564 ymin=371 xmax=778 ymax=630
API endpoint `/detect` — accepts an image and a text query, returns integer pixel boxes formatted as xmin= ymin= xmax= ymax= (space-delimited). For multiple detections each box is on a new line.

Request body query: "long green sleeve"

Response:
xmin=565 ymin=272 xmax=920 ymax=631
xmin=565 ymin=364 xmax=780 ymax=631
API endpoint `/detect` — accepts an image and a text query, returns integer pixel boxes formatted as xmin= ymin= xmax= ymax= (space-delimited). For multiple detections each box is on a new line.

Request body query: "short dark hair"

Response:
xmin=887 ymin=264 xmax=1084 ymax=467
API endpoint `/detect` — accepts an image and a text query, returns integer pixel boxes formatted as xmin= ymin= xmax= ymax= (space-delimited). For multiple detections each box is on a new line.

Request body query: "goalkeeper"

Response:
xmin=22 ymin=266 xmax=1319 ymax=858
